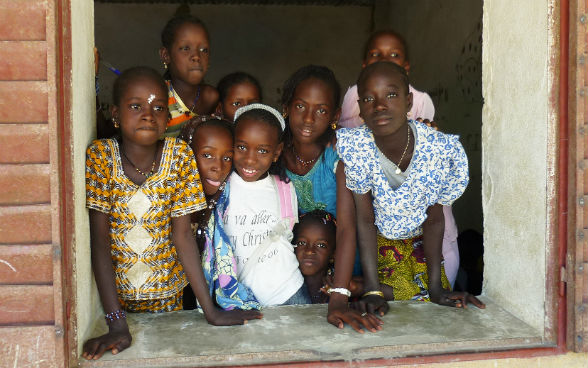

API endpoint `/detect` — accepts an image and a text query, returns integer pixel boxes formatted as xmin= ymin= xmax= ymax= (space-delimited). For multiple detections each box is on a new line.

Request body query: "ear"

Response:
xmin=333 ymin=108 xmax=341 ymax=124
xmin=215 ymin=102 xmax=223 ymax=117
xmin=273 ymin=142 xmax=284 ymax=162
xmin=403 ymin=61 xmax=411 ymax=74
xmin=282 ymin=104 xmax=289 ymax=118
xmin=110 ymin=104 xmax=119 ymax=119
xmin=159 ymin=47 xmax=170 ymax=65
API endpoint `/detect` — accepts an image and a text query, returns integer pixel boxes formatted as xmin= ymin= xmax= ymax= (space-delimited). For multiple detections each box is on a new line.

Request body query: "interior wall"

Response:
xmin=94 ymin=3 xmax=372 ymax=110
xmin=481 ymin=0 xmax=550 ymax=332
xmin=382 ymin=0 xmax=484 ymax=234
xmin=72 ymin=0 xmax=102 ymax=353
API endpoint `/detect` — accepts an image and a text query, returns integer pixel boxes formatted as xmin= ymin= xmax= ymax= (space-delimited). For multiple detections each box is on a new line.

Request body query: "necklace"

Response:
xmin=121 ymin=147 xmax=157 ymax=178
xmin=292 ymin=145 xmax=319 ymax=167
xmin=394 ymin=125 xmax=411 ymax=174
xmin=170 ymin=83 xmax=201 ymax=115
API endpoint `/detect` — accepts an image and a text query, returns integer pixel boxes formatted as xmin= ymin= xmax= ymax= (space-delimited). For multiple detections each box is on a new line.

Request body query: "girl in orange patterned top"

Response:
xmin=159 ymin=15 xmax=219 ymax=137
xmin=83 ymin=67 xmax=261 ymax=360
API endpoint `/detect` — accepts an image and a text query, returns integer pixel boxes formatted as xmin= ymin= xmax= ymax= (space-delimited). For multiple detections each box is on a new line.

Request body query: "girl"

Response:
xmin=293 ymin=210 xmax=336 ymax=304
xmin=83 ymin=67 xmax=260 ymax=360
xmin=281 ymin=65 xmax=381 ymax=332
xmin=216 ymin=72 xmax=262 ymax=122
xmin=335 ymin=62 xmax=484 ymax=322
xmin=159 ymin=15 xmax=219 ymax=137
xmin=223 ymin=103 xmax=310 ymax=306
xmin=340 ymin=30 xmax=460 ymax=287
xmin=178 ymin=116 xmax=260 ymax=311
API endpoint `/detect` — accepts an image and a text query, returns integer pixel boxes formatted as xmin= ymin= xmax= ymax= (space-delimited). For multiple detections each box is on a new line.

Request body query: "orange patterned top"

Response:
xmin=85 ymin=137 xmax=206 ymax=302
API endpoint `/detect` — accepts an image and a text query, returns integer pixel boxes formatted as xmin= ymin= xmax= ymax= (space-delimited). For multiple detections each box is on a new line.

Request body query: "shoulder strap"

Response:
xmin=273 ymin=175 xmax=295 ymax=229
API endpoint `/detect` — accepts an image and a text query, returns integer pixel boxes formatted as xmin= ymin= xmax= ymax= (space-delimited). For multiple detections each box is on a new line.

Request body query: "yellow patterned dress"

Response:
xmin=86 ymin=137 xmax=206 ymax=312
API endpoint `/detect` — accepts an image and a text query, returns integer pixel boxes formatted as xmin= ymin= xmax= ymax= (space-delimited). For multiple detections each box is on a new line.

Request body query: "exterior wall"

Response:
xmin=481 ymin=0 xmax=552 ymax=332
xmin=0 ymin=0 xmax=63 ymax=366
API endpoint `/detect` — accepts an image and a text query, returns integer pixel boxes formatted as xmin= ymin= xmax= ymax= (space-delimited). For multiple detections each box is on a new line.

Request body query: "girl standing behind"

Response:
xmin=178 ymin=116 xmax=260 ymax=311
xmin=159 ymin=15 xmax=219 ymax=137
xmin=83 ymin=67 xmax=260 ymax=360
xmin=336 ymin=62 xmax=484 ymax=321
xmin=223 ymin=103 xmax=310 ymax=306
xmin=216 ymin=72 xmax=262 ymax=122
xmin=293 ymin=210 xmax=337 ymax=304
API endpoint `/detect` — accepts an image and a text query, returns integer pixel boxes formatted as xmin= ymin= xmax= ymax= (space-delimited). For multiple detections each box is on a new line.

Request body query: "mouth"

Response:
xmin=205 ymin=178 xmax=221 ymax=187
xmin=373 ymin=116 xmax=392 ymax=126
xmin=299 ymin=127 xmax=313 ymax=137
xmin=239 ymin=167 xmax=258 ymax=178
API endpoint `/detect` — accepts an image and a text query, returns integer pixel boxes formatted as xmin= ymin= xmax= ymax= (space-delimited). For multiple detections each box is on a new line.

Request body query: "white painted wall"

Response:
xmin=481 ymin=0 xmax=551 ymax=332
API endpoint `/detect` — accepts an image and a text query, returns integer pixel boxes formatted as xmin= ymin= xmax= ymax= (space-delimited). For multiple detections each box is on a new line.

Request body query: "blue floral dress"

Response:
xmin=336 ymin=121 xmax=468 ymax=300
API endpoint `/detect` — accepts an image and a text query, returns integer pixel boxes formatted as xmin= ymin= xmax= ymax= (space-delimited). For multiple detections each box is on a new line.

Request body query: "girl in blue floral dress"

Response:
xmin=335 ymin=62 xmax=485 ymax=318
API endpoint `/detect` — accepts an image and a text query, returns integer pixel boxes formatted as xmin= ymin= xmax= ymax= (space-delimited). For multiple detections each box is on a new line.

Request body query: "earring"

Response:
xmin=112 ymin=117 xmax=119 ymax=129
xmin=330 ymin=121 xmax=337 ymax=130
xmin=282 ymin=111 xmax=288 ymax=118
xmin=163 ymin=62 xmax=168 ymax=70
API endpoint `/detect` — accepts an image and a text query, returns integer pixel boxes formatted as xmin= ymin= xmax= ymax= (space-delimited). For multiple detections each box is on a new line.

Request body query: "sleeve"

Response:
xmin=170 ymin=141 xmax=207 ymax=217
xmin=420 ymin=92 xmax=435 ymax=121
xmin=85 ymin=140 xmax=112 ymax=213
xmin=325 ymin=146 xmax=340 ymax=175
xmin=338 ymin=85 xmax=364 ymax=129
xmin=409 ymin=87 xmax=435 ymax=121
xmin=335 ymin=128 xmax=371 ymax=195
xmin=437 ymin=136 xmax=469 ymax=206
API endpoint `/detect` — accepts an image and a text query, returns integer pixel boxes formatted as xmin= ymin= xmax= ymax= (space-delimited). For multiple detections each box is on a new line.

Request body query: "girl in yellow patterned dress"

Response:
xmin=82 ymin=67 xmax=261 ymax=360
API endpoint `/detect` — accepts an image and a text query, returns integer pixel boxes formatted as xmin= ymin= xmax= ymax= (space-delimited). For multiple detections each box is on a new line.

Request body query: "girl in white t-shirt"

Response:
xmin=223 ymin=103 xmax=309 ymax=306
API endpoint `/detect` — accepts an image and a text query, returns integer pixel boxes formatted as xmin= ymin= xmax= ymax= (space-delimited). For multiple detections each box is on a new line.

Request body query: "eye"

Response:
xmin=153 ymin=105 xmax=166 ymax=112
xmin=129 ymin=103 xmax=141 ymax=111
xmin=295 ymin=103 xmax=304 ymax=110
xmin=317 ymin=108 xmax=327 ymax=115
xmin=222 ymin=156 xmax=233 ymax=162
xmin=390 ymin=52 xmax=399 ymax=58
xmin=387 ymin=92 xmax=398 ymax=99
xmin=360 ymin=96 xmax=374 ymax=103
xmin=294 ymin=240 xmax=307 ymax=248
xmin=315 ymin=242 xmax=327 ymax=249
xmin=231 ymin=101 xmax=241 ymax=107
xmin=370 ymin=51 xmax=380 ymax=57
xmin=258 ymin=148 xmax=268 ymax=154
xmin=202 ymin=153 xmax=212 ymax=159
xmin=199 ymin=47 xmax=209 ymax=54
xmin=236 ymin=145 xmax=246 ymax=151
xmin=180 ymin=46 xmax=190 ymax=51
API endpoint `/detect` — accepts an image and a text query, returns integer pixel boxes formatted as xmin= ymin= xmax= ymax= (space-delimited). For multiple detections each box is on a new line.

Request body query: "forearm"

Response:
xmin=353 ymin=192 xmax=379 ymax=292
xmin=422 ymin=204 xmax=445 ymax=293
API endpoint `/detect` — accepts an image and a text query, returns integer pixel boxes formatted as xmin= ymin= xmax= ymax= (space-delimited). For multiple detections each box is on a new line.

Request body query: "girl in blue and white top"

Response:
xmin=334 ymin=62 xmax=485 ymax=322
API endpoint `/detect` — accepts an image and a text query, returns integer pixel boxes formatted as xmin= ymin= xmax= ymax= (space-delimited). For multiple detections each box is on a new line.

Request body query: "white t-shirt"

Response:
xmin=224 ymin=172 xmax=303 ymax=306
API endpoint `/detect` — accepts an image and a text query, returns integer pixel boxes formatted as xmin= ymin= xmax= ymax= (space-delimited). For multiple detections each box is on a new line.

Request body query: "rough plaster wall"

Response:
xmin=482 ymin=0 xmax=548 ymax=332
xmin=71 ymin=0 xmax=102 ymax=353
xmin=94 ymin=4 xmax=371 ymax=109
xmin=383 ymin=0 xmax=484 ymax=234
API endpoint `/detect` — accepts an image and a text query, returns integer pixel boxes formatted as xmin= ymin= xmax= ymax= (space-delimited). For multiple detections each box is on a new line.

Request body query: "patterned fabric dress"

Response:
xmin=285 ymin=146 xmax=339 ymax=216
xmin=164 ymin=80 xmax=198 ymax=138
xmin=86 ymin=137 xmax=206 ymax=312
xmin=336 ymin=121 xmax=468 ymax=300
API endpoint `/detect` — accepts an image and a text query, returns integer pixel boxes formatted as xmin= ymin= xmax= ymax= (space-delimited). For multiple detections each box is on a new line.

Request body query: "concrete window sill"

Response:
xmin=80 ymin=297 xmax=543 ymax=367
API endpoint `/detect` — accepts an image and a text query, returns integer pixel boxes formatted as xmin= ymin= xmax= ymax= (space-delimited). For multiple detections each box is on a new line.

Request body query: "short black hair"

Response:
xmin=234 ymin=108 xmax=289 ymax=183
xmin=178 ymin=115 xmax=233 ymax=146
xmin=281 ymin=65 xmax=341 ymax=147
xmin=357 ymin=61 xmax=410 ymax=96
xmin=363 ymin=30 xmax=409 ymax=62
xmin=217 ymin=72 xmax=262 ymax=103
xmin=293 ymin=209 xmax=337 ymax=250
xmin=112 ymin=66 xmax=167 ymax=106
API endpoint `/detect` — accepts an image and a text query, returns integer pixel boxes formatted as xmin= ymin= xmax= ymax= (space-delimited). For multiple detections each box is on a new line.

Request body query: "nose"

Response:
xmin=243 ymin=149 xmax=256 ymax=165
xmin=303 ymin=245 xmax=316 ymax=255
xmin=374 ymin=96 xmax=388 ymax=112
xmin=209 ymin=157 xmax=221 ymax=172
xmin=142 ymin=105 xmax=155 ymax=122
xmin=303 ymin=108 xmax=314 ymax=124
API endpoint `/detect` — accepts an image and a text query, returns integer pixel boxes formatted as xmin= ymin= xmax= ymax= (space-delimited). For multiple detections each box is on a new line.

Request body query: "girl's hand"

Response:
xmin=430 ymin=289 xmax=486 ymax=309
xmin=352 ymin=294 xmax=390 ymax=317
xmin=82 ymin=320 xmax=132 ymax=360
xmin=416 ymin=118 xmax=439 ymax=131
xmin=327 ymin=295 xmax=382 ymax=333
xmin=206 ymin=308 xmax=263 ymax=326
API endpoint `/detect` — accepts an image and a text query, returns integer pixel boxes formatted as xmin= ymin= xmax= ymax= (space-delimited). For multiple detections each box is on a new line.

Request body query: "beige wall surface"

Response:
xmin=481 ymin=0 xmax=551 ymax=332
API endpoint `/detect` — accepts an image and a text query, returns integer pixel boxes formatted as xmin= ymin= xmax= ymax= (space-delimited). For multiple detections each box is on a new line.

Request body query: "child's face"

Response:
xmin=363 ymin=33 xmax=409 ymax=71
xmin=160 ymin=23 xmax=209 ymax=86
xmin=111 ymin=77 xmax=168 ymax=146
xmin=191 ymin=125 xmax=233 ymax=196
xmin=234 ymin=118 xmax=283 ymax=182
xmin=294 ymin=222 xmax=335 ymax=277
xmin=285 ymin=78 xmax=339 ymax=144
xmin=358 ymin=65 xmax=412 ymax=138
xmin=220 ymin=82 xmax=261 ymax=122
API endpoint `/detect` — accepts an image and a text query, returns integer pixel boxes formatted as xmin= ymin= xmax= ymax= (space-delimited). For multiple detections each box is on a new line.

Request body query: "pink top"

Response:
xmin=339 ymin=84 xmax=435 ymax=128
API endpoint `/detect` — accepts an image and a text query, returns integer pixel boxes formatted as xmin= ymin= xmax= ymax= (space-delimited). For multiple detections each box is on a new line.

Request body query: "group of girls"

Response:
xmin=83 ymin=13 xmax=484 ymax=360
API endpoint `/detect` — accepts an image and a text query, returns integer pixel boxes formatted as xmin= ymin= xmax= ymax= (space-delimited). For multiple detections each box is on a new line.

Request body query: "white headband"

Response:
xmin=233 ymin=103 xmax=285 ymax=131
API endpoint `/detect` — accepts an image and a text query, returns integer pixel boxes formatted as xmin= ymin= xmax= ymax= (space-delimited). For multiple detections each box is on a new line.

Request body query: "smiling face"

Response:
xmin=111 ymin=76 xmax=169 ymax=146
xmin=160 ymin=22 xmax=209 ymax=86
xmin=358 ymin=63 xmax=412 ymax=138
xmin=294 ymin=222 xmax=335 ymax=277
xmin=233 ymin=117 xmax=283 ymax=182
xmin=285 ymin=78 xmax=338 ymax=144
xmin=191 ymin=124 xmax=233 ymax=196
xmin=363 ymin=32 xmax=410 ymax=71
xmin=221 ymin=82 xmax=261 ymax=122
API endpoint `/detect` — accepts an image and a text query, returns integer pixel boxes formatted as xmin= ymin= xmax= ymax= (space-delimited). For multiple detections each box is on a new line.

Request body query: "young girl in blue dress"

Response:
xmin=159 ymin=15 xmax=219 ymax=137
xmin=222 ymin=103 xmax=309 ymax=306
xmin=334 ymin=62 xmax=485 ymax=328
xmin=83 ymin=67 xmax=260 ymax=360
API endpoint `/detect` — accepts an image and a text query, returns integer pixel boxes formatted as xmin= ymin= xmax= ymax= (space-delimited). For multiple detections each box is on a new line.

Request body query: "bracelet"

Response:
xmin=105 ymin=309 xmax=126 ymax=324
xmin=327 ymin=287 xmax=351 ymax=297
xmin=362 ymin=290 xmax=385 ymax=298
